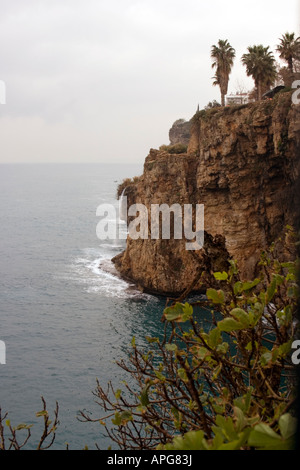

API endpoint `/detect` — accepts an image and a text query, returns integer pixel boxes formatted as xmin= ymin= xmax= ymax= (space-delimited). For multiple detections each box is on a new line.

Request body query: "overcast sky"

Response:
xmin=0 ymin=0 xmax=299 ymax=164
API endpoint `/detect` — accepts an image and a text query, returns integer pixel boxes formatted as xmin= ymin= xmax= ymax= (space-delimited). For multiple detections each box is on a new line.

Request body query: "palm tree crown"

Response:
xmin=276 ymin=32 xmax=300 ymax=72
xmin=241 ymin=45 xmax=277 ymax=100
xmin=211 ymin=39 xmax=236 ymax=106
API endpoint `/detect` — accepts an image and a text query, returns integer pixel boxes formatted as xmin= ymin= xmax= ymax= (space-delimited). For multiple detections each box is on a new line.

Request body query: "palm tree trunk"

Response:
xmin=257 ymin=81 xmax=262 ymax=101
xmin=221 ymin=93 xmax=225 ymax=107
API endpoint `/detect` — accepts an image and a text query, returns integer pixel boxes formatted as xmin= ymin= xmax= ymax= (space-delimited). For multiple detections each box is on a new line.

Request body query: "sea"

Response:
xmin=0 ymin=162 xmax=170 ymax=450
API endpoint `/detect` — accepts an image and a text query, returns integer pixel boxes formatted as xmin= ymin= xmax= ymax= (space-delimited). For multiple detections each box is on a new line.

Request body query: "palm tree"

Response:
xmin=241 ymin=45 xmax=277 ymax=101
xmin=276 ymin=32 xmax=300 ymax=73
xmin=211 ymin=39 xmax=236 ymax=106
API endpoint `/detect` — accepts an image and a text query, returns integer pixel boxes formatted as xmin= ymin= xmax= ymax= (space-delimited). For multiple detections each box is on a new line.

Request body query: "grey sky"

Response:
xmin=0 ymin=0 xmax=299 ymax=164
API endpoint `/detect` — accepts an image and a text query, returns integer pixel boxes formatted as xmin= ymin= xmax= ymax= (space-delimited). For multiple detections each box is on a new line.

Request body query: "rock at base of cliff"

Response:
xmin=112 ymin=232 xmax=231 ymax=297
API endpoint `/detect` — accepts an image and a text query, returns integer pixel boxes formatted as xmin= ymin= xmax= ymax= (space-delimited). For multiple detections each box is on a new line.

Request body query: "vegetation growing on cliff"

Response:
xmin=241 ymin=45 xmax=277 ymax=101
xmin=0 ymin=29 xmax=299 ymax=452
xmin=210 ymin=32 xmax=299 ymax=105
xmin=1 ymin=232 xmax=298 ymax=450
xmin=0 ymin=397 xmax=59 ymax=450
xmin=159 ymin=143 xmax=188 ymax=154
xmin=211 ymin=39 xmax=236 ymax=107
xmin=116 ymin=175 xmax=141 ymax=199
xmin=157 ymin=31 xmax=299 ymax=154
xmin=276 ymin=33 xmax=300 ymax=74
xmin=79 ymin=230 xmax=299 ymax=450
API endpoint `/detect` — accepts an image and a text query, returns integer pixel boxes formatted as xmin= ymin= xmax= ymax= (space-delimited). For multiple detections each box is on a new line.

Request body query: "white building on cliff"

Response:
xmin=226 ymin=92 xmax=249 ymax=106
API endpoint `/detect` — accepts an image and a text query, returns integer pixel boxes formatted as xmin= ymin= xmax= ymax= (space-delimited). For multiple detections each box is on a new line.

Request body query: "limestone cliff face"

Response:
xmin=113 ymin=91 xmax=300 ymax=296
xmin=169 ymin=119 xmax=191 ymax=146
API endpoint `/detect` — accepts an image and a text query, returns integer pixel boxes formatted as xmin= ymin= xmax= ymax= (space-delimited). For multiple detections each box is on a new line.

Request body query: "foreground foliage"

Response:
xmin=0 ymin=232 xmax=299 ymax=450
xmin=80 ymin=231 xmax=299 ymax=450
xmin=0 ymin=397 xmax=59 ymax=450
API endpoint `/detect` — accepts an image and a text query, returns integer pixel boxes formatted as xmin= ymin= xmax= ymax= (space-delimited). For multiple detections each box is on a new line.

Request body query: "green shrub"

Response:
xmin=117 ymin=175 xmax=140 ymax=198
xmin=1 ymin=231 xmax=298 ymax=451
xmin=159 ymin=143 xmax=188 ymax=154
xmin=80 ymin=229 xmax=299 ymax=450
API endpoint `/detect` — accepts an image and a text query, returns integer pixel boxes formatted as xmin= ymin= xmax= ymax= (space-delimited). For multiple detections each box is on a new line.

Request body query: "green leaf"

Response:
xmin=279 ymin=413 xmax=297 ymax=440
xmin=164 ymin=303 xmax=183 ymax=321
xmin=36 ymin=410 xmax=48 ymax=418
xmin=260 ymin=351 xmax=272 ymax=366
xmin=233 ymin=407 xmax=247 ymax=433
xmin=228 ymin=259 xmax=238 ymax=275
xmin=154 ymin=371 xmax=166 ymax=382
xmin=162 ymin=430 xmax=206 ymax=450
xmin=276 ymin=305 xmax=293 ymax=327
xmin=287 ymin=285 xmax=299 ymax=299
xmin=248 ymin=423 xmax=281 ymax=447
xmin=212 ymin=364 xmax=222 ymax=380
xmin=140 ymin=385 xmax=150 ymax=407
xmin=234 ymin=388 xmax=253 ymax=414
xmin=210 ymin=428 xmax=225 ymax=449
xmin=248 ymin=302 xmax=264 ymax=326
xmin=112 ymin=411 xmax=133 ymax=426
xmin=217 ymin=429 xmax=251 ymax=450
xmin=216 ymin=342 xmax=229 ymax=355
xmin=281 ymin=261 xmax=296 ymax=274
xmin=208 ymin=328 xmax=221 ymax=348
xmin=195 ymin=346 xmax=211 ymax=359
xmin=277 ymin=340 xmax=293 ymax=359
xmin=164 ymin=302 xmax=193 ymax=323
xmin=217 ymin=317 xmax=245 ymax=332
xmin=215 ymin=415 xmax=237 ymax=441
xmin=241 ymin=279 xmax=260 ymax=291
xmin=207 ymin=288 xmax=225 ymax=304
xmin=230 ymin=308 xmax=250 ymax=327
xmin=145 ymin=336 xmax=159 ymax=343
xmin=273 ymin=273 xmax=284 ymax=286
xmin=266 ymin=277 xmax=277 ymax=303
xmin=178 ymin=368 xmax=188 ymax=382
xmin=233 ymin=281 xmax=243 ymax=295
xmin=234 ymin=279 xmax=260 ymax=294
xmin=166 ymin=343 xmax=178 ymax=352
xmin=15 ymin=423 xmax=32 ymax=431
xmin=247 ymin=422 xmax=295 ymax=450
xmin=121 ymin=410 xmax=133 ymax=424
xmin=181 ymin=302 xmax=193 ymax=321
xmin=111 ymin=412 xmax=122 ymax=426
xmin=213 ymin=271 xmax=228 ymax=281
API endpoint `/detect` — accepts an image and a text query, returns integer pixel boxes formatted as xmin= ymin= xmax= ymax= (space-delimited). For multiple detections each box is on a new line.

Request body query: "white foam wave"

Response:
xmin=66 ymin=247 xmax=149 ymax=300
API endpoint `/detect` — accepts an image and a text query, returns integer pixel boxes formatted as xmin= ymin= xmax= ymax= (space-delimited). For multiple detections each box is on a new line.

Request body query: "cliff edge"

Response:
xmin=113 ymin=91 xmax=300 ymax=296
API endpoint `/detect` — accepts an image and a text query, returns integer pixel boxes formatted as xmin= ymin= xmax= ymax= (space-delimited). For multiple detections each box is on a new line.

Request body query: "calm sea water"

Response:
xmin=0 ymin=163 xmax=169 ymax=450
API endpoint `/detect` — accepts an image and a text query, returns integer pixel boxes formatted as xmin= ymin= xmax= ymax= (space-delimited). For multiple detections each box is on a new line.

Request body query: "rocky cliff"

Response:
xmin=169 ymin=118 xmax=191 ymax=146
xmin=113 ymin=91 xmax=300 ymax=296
